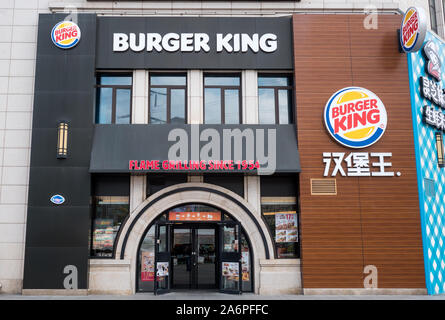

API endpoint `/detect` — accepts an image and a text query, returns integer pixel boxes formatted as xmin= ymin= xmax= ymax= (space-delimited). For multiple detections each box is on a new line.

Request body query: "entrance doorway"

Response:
xmin=171 ymin=225 xmax=216 ymax=289
xmin=137 ymin=203 xmax=253 ymax=294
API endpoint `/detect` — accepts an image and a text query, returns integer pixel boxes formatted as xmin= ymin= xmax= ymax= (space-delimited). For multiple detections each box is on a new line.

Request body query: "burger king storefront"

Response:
xmin=22 ymin=10 xmax=435 ymax=296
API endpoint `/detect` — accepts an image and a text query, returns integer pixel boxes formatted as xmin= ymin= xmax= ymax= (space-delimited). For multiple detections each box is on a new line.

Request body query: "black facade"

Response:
xmin=24 ymin=13 xmax=300 ymax=291
xmin=24 ymin=14 xmax=97 ymax=289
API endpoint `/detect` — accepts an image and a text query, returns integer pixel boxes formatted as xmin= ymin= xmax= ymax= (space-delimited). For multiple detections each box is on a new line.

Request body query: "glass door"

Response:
xmin=218 ymin=222 xmax=242 ymax=294
xmin=171 ymin=227 xmax=192 ymax=289
xmin=195 ymin=228 xmax=217 ymax=289
xmin=154 ymin=223 xmax=171 ymax=295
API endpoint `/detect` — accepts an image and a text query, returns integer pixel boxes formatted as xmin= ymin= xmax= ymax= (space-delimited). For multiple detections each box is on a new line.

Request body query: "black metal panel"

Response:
xmin=23 ymin=13 xmax=96 ymax=290
xmin=32 ymin=92 xmax=95 ymax=129
xmin=93 ymin=174 xmax=130 ymax=196
xmin=203 ymin=174 xmax=244 ymax=197
xmin=146 ymin=173 xmax=188 ymax=197
xmin=89 ymin=124 xmax=301 ymax=173
xmin=260 ymin=174 xmax=298 ymax=197
xmin=23 ymin=247 xmax=89 ymax=289
xmin=29 ymin=129 xmax=94 ymax=168
xmin=25 ymin=207 xmax=90 ymax=248
xmin=27 ymin=167 xmax=91 ymax=207
xmin=96 ymin=16 xmax=292 ymax=70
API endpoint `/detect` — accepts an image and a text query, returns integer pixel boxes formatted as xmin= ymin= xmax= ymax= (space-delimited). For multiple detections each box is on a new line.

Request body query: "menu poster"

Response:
xmin=141 ymin=251 xmax=154 ymax=282
xmin=156 ymin=262 xmax=169 ymax=277
xmin=92 ymin=219 xmax=115 ymax=250
xmin=242 ymin=252 xmax=250 ymax=281
xmin=222 ymin=262 xmax=239 ymax=281
xmin=275 ymin=213 xmax=298 ymax=243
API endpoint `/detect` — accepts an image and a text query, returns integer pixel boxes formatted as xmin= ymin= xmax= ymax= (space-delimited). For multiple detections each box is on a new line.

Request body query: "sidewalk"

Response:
xmin=1 ymin=291 xmax=445 ymax=300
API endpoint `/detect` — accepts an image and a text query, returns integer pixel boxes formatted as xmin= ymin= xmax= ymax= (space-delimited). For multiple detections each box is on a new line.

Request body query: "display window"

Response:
xmin=91 ymin=196 xmax=130 ymax=257
xmin=261 ymin=197 xmax=300 ymax=259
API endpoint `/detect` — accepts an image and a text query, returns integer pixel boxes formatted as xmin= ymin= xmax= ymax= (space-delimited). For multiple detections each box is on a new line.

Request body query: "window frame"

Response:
xmin=95 ymin=72 xmax=133 ymax=124
xmin=148 ymin=72 xmax=188 ymax=124
xmin=203 ymin=72 xmax=242 ymax=124
xmin=258 ymin=73 xmax=294 ymax=124
xmin=429 ymin=0 xmax=438 ymax=33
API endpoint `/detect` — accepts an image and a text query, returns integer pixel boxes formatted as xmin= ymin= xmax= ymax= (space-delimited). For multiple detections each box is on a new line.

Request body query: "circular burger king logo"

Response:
xmin=51 ymin=20 xmax=81 ymax=49
xmin=400 ymin=7 xmax=427 ymax=53
xmin=324 ymin=87 xmax=387 ymax=149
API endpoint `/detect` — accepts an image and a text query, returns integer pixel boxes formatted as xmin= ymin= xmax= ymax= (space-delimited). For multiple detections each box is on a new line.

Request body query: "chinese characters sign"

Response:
xmin=168 ymin=211 xmax=221 ymax=222
xmin=323 ymin=152 xmax=399 ymax=177
xmin=424 ymin=106 xmax=445 ymax=131
xmin=419 ymin=40 xmax=445 ymax=132
xmin=421 ymin=77 xmax=445 ymax=108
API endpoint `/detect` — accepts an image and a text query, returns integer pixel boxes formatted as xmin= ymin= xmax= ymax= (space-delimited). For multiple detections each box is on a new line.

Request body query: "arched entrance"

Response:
xmin=136 ymin=203 xmax=254 ymax=294
xmin=114 ymin=182 xmax=275 ymax=294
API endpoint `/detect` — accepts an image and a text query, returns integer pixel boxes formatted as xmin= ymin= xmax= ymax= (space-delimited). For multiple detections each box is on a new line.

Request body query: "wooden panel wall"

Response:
xmin=294 ymin=14 xmax=425 ymax=288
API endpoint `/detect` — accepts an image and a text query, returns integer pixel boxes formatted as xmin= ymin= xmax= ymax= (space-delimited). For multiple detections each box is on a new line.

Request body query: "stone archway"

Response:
xmin=114 ymin=182 xmax=275 ymax=294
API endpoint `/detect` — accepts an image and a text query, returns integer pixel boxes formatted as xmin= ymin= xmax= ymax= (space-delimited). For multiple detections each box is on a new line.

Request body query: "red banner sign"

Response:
xmin=169 ymin=211 xmax=221 ymax=222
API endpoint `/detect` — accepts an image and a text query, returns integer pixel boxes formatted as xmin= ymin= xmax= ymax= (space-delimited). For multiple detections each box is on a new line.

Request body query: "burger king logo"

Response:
xmin=400 ymin=7 xmax=427 ymax=53
xmin=324 ymin=87 xmax=387 ymax=149
xmin=51 ymin=20 xmax=81 ymax=49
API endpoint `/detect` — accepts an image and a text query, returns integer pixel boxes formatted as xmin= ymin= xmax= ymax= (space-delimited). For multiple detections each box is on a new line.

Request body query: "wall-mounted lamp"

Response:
xmin=436 ymin=132 xmax=444 ymax=168
xmin=57 ymin=121 xmax=68 ymax=159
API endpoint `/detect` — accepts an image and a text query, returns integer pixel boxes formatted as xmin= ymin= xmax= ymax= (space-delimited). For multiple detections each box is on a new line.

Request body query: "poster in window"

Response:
xmin=241 ymin=252 xmax=250 ymax=281
xmin=92 ymin=219 xmax=115 ymax=250
xmin=141 ymin=251 xmax=154 ymax=281
xmin=222 ymin=262 xmax=239 ymax=281
xmin=275 ymin=213 xmax=298 ymax=243
xmin=156 ymin=262 xmax=169 ymax=277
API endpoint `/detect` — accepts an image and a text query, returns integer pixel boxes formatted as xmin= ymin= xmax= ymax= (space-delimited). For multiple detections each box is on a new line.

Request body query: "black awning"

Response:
xmin=89 ymin=124 xmax=301 ymax=174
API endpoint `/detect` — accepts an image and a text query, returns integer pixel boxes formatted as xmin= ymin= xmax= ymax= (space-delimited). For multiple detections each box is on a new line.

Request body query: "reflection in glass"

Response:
xmin=159 ymin=225 xmax=167 ymax=252
xmin=100 ymin=75 xmax=132 ymax=86
xmin=197 ymin=229 xmax=216 ymax=288
xmin=96 ymin=87 xmax=112 ymax=124
xmin=223 ymin=225 xmax=238 ymax=253
xmin=172 ymin=228 xmax=192 ymax=288
xmin=91 ymin=196 xmax=129 ymax=257
xmin=171 ymin=89 xmax=186 ymax=124
xmin=258 ymin=76 xmax=290 ymax=87
xmin=258 ymin=88 xmax=275 ymax=124
xmin=205 ymin=76 xmax=240 ymax=86
xmin=224 ymin=89 xmax=239 ymax=124
xmin=278 ymin=89 xmax=291 ymax=124
xmin=115 ymin=89 xmax=131 ymax=124
xmin=205 ymin=88 xmax=221 ymax=124
xmin=150 ymin=88 xmax=167 ymax=124
xmin=151 ymin=75 xmax=186 ymax=86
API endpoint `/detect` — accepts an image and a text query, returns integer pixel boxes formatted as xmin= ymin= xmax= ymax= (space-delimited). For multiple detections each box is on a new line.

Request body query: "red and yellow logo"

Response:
xmin=51 ymin=21 xmax=81 ymax=49
xmin=324 ymin=87 xmax=387 ymax=148
xmin=400 ymin=7 xmax=427 ymax=53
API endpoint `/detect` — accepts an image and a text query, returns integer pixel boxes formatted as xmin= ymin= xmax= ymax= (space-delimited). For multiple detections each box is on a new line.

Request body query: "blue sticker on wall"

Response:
xmin=50 ymin=194 xmax=65 ymax=205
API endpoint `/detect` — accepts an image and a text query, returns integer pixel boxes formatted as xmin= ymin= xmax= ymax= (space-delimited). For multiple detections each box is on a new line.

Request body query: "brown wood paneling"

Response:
xmin=294 ymin=14 xmax=425 ymax=290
